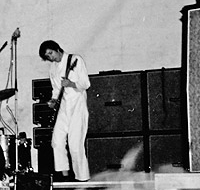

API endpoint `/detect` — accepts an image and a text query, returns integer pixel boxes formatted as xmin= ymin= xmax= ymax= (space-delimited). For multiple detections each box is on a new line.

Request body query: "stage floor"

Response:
xmin=3 ymin=173 xmax=200 ymax=190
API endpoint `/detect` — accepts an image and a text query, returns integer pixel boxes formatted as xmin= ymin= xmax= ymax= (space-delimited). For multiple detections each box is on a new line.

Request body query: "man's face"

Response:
xmin=45 ymin=49 xmax=62 ymax=62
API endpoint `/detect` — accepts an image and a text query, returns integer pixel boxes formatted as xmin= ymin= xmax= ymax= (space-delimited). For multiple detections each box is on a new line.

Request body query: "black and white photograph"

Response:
xmin=0 ymin=0 xmax=199 ymax=189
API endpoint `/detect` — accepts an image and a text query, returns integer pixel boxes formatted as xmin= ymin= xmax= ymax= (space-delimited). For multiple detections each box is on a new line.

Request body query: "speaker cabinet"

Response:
xmin=87 ymin=72 xmax=143 ymax=134
xmin=32 ymin=78 xmax=52 ymax=102
xmin=86 ymin=136 xmax=144 ymax=175
xmin=16 ymin=172 xmax=52 ymax=190
xmin=33 ymin=127 xmax=53 ymax=149
xmin=37 ymin=143 xmax=54 ymax=174
xmin=32 ymin=128 xmax=54 ymax=173
xmin=149 ymin=134 xmax=182 ymax=170
xmin=147 ymin=68 xmax=181 ymax=130
xmin=32 ymin=68 xmax=185 ymax=175
xmin=181 ymin=4 xmax=200 ymax=171
xmin=32 ymin=103 xmax=54 ymax=127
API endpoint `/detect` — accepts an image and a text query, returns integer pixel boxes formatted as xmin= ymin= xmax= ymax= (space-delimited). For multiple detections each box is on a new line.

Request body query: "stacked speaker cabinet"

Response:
xmin=86 ymin=68 xmax=184 ymax=175
xmin=181 ymin=3 xmax=200 ymax=171
xmin=87 ymin=71 xmax=143 ymax=133
xmin=86 ymin=71 xmax=144 ymax=174
xmin=146 ymin=68 xmax=183 ymax=171
xmin=32 ymin=68 xmax=185 ymax=175
xmin=32 ymin=78 xmax=54 ymax=174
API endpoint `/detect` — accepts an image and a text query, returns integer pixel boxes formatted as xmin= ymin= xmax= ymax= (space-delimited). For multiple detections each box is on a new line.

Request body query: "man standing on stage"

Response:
xmin=39 ymin=40 xmax=90 ymax=182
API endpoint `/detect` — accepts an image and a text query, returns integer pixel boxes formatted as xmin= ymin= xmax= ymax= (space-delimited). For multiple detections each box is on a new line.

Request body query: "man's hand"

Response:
xmin=47 ymin=99 xmax=57 ymax=109
xmin=61 ymin=77 xmax=76 ymax=88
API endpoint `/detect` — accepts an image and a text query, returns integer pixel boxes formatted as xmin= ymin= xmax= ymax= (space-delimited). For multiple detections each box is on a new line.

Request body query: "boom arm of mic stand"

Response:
xmin=0 ymin=41 xmax=7 ymax=53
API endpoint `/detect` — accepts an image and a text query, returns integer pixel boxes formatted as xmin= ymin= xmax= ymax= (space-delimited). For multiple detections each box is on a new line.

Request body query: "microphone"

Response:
xmin=0 ymin=41 xmax=7 ymax=53
xmin=12 ymin=28 xmax=21 ymax=40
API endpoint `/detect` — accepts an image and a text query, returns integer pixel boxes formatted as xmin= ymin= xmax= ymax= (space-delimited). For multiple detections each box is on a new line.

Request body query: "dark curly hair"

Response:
xmin=39 ymin=40 xmax=64 ymax=61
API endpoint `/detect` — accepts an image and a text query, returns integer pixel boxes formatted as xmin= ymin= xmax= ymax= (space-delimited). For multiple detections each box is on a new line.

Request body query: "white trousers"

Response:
xmin=51 ymin=94 xmax=90 ymax=181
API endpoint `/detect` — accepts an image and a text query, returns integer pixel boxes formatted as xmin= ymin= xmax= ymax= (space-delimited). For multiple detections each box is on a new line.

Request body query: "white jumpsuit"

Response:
xmin=49 ymin=52 xmax=90 ymax=181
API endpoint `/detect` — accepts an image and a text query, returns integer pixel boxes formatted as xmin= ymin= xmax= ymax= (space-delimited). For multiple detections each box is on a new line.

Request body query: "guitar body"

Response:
xmin=50 ymin=57 xmax=77 ymax=127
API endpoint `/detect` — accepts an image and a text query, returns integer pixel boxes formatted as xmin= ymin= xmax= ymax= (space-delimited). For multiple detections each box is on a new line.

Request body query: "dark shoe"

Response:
xmin=54 ymin=175 xmax=75 ymax=182
xmin=62 ymin=176 xmax=72 ymax=182
xmin=74 ymin=179 xmax=89 ymax=182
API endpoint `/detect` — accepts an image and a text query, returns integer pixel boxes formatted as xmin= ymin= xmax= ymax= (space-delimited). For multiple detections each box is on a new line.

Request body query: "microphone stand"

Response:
xmin=14 ymin=38 xmax=18 ymax=172
xmin=11 ymin=28 xmax=20 ymax=190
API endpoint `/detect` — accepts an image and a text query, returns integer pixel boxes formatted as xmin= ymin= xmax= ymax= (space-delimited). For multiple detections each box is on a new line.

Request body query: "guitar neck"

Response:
xmin=56 ymin=58 xmax=77 ymax=101
xmin=58 ymin=86 xmax=65 ymax=100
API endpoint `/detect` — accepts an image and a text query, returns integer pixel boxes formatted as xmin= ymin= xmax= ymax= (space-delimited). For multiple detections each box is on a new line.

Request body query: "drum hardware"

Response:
xmin=0 ymin=88 xmax=15 ymax=101
xmin=0 ymin=28 xmax=25 ymax=190
xmin=17 ymin=132 xmax=33 ymax=173
xmin=0 ymin=135 xmax=10 ymax=169
xmin=0 ymin=41 xmax=7 ymax=53
xmin=0 ymin=28 xmax=33 ymax=189
xmin=0 ymin=134 xmax=33 ymax=175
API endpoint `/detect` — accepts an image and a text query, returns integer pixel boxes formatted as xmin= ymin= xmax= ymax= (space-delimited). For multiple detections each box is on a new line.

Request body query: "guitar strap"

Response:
xmin=65 ymin=54 xmax=73 ymax=77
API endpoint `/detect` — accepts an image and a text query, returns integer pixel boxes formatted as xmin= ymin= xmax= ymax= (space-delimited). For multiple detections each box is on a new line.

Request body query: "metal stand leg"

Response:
xmin=11 ymin=28 xmax=20 ymax=190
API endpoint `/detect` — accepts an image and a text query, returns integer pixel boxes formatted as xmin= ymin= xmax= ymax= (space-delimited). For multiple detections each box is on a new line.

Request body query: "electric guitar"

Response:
xmin=50 ymin=58 xmax=77 ymax=126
